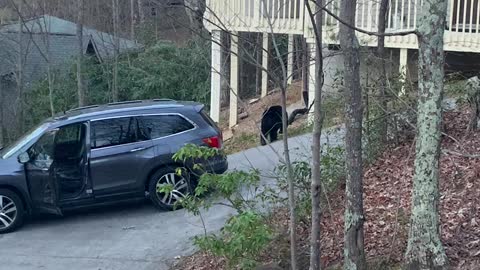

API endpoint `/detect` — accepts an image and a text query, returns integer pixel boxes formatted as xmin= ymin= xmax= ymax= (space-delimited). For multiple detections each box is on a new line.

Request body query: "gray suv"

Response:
xmin=0 ymin=100 xmax=227 ymax=233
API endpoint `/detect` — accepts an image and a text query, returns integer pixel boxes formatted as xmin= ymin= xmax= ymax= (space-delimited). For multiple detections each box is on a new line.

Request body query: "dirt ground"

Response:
xmin=219 ymin=82 xmax=308 ymax=153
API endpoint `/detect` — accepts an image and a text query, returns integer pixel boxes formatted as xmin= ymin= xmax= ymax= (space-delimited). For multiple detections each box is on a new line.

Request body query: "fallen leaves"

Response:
xmin=174 ymin=108 xmax=480 ymax=269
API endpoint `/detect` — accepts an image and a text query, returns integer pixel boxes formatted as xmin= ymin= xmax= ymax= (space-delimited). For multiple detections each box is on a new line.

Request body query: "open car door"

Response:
xmin=24 ymin=129 xmax=62 ymax=215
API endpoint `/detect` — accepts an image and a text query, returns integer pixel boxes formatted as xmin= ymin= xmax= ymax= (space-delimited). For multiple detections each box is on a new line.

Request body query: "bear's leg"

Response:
xmin=260 ymin=133 xmax=267 ymax=146
xmin=270 ymin=124 xmax=280 ymax=143
xmin=260 ymin=122 xmax=270 ymax=146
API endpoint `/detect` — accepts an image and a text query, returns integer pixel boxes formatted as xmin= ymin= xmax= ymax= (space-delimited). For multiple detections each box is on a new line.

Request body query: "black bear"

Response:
xmin=260 ymin=106 xmax=284 ymax=146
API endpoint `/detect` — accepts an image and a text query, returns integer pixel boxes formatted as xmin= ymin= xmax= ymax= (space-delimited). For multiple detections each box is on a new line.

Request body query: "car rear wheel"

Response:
xmin=0 ymin=189 xmax=25 ymax=234
xmin=148 ymin=167 xmax=192 ymax=211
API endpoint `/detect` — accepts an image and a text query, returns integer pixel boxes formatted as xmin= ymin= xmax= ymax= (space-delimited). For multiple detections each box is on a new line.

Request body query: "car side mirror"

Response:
xmin=18 ymin=152 xmax=30 ymax=164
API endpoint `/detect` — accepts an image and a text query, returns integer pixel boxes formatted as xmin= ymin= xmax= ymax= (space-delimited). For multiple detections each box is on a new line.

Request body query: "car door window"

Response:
xmin=54 ymin=123 xmax=86 ymax=161
xmin=140 ymin=115 xmax=194 ymax=140
xmin=91 ymin=117 xmax=146 ymax=149
xmin=28 ymin=130 xmax=57 ymax=169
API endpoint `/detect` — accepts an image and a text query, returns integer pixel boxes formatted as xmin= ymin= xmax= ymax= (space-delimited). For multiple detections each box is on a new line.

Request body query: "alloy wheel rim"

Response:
xmin=156 ymin=173 xmax=188 ymax=206
xmin=0 ymin=195 xmax=17 ymax=229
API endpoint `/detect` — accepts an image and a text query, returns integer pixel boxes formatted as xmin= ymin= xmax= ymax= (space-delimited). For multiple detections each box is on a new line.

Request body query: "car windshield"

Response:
xmin=1 ymin=122 xmax=51 ymax=159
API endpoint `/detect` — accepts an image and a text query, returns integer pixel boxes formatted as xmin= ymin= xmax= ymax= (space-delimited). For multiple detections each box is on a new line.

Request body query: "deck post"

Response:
xmin=229 ymin=31 xmax=239 ymax=128
xmin=210 ymin=30 xmax=222 ymax=123
xmin=287 ymin=34 xmax=294 ymax=85
xmin=308 ymin=41 xmax=316 ymax=122
xmin=261 ymin=32 xmax=269 ymax=98
xmin=399 ymin=48 xmax=408 ymax=95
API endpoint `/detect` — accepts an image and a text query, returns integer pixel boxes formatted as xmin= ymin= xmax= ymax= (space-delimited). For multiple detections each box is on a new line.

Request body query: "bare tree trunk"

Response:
xmin=263 ymin=1 xmax=298 ymax=267
xmin=0 ymin=79 xmax=4 ymax=148
xmin=77 ymin=0 xmax=85 ymax=107
xmin=377 ymin=0 xmax=389 ymax=145
xmin=16 ymin=8 xmax=25 ymax=134
xmin=130 ymin=0 xmax=136 ymax=40
xmin=294 ymin=36 xmax=302 ymax=81
xmin=255 ymin=33 xmax=262 ymax=96
xmin=302 ymin=38 xmax=309 ymax=107
xmin=339 ymin=0 xmax=366 ymax=269
xmin=307 ymin=0 xmax=323 ymax=269
xmin=404 ymin=0 xmax=449 ymax=268
xmin=47 ymin=52 xmax=55 ymax=117
xmin=112 ymin=0 xmax=120 ymax=102
xmin=184 ymin=0 xmax=206 ymax=34
xmin=42 ymin=5 xmax=55 ymax=116
xmin=280 ymin=66 xmax=299 ymax=270
xmin=137 ymin=0 xmax=145 ymax=24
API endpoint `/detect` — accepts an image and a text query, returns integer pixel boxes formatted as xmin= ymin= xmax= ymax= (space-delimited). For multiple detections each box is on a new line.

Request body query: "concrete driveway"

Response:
xmin=0 ymin=128 xmax=344 ymax=270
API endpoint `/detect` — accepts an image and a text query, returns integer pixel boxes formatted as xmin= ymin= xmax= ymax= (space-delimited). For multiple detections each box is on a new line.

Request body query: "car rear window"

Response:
xmin=140 ymin=115 xmax=194 ymax=140
xmin=200 ymin=110 xmax=219 ymax=129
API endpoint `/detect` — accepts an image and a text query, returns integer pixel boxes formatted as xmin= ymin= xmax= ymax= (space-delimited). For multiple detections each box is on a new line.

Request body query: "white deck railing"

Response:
xmin=205 ymin=0 xmax=306 ymax=34
xmin=205 ymin=0 xmax=480 ymax=53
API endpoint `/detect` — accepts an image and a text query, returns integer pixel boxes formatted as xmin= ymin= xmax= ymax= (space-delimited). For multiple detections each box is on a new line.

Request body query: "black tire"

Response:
xmin=148 ymin=166 xmax=192 ymax=211
xmin=0 ymin=189 xmax=25 ymax=234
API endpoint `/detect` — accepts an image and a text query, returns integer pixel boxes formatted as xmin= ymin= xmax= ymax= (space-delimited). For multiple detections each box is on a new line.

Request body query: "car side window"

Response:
xmin=91 ymin=117 xmax=146 ymax=149
xmin=140 ymin=115 xmax=194 ymax=140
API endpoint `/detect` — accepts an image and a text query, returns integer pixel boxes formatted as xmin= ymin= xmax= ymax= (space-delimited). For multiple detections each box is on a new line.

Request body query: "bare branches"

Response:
xmin=318 ymin=4 xmax=417 ymax=37
xmin=443 ymin=149 xmax=480 ymax=159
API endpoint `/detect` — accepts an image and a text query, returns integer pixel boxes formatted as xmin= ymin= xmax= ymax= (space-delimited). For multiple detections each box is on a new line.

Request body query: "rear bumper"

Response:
xmin=185 ymin=155 xmax=228 ymax=176
xmin=205 ymin=156 xmax=228 ymax=174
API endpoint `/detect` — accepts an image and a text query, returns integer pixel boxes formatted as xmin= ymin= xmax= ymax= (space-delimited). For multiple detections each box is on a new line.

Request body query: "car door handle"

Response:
xmin=130 ymin=147 xmax=146 ymax=153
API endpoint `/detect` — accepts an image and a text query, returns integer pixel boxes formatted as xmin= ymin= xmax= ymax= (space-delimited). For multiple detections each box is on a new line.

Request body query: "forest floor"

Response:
xmin=172 ymin=106 xmax=480 ymax=269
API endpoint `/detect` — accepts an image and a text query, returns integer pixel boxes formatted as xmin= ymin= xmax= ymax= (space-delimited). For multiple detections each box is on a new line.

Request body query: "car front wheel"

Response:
xmin=0 ymin=189 xmax=25 ymax=234
xmin=148 ymin=167 xmax=191 ymax=211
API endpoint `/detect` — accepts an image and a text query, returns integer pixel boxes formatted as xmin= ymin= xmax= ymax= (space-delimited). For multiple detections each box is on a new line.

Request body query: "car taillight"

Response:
xmin=203 ymin=135 xmax=222 ymax=149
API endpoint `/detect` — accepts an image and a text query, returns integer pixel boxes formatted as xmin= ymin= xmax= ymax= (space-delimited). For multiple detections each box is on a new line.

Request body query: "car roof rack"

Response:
xmin=107 ymin=100 xmax=143 ymax=106
xmin=67 ymin=105 xmax=100 ymax=113
xmin=152 ymin=98 xmax=175 ymax=102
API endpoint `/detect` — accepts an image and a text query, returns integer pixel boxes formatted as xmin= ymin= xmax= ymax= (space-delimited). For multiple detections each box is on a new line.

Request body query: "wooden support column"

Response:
xmin=261 ymin=32 xmax=269 ymax=98
xmin=229 ymin=32 xmax=239 ymax=128
xmin=399 ymin=48 xmax=408 ymax=95
xmin=287 ymin=34 xmax=294 ymax=85
xmin=210 ymin=30 xmax=222 ymax=123
xmin=308 ymin=41 xmax=316 ymax=123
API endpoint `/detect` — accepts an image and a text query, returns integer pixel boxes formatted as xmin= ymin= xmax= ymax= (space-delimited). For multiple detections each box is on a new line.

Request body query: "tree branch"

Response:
xmin=320 ymin=6 xmax=418 ymax=37
xmin=443 ymin=149 xmax=480 ymax=158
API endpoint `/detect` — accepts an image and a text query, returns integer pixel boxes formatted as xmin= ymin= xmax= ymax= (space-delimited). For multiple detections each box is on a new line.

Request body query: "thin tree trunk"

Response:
xmin=263 ymin=1 xmax=298 ymax=266
xmin=255 ymin=33 xmax=262 ymax=96
xmin=77 ymin=0 xmax=85 ymax=107
xmin=339 ymin=0 xmax=366 ymax=269
xmin=377 ymin=0 xmax=389 ymax=145
xmin=281 ymin=73 xmax=298 ymax=270
xmin=302 ymin=38 xmax=309 ymax=107
xmin=308 ymin=0 xmax=323 ymax=269
xmin=112 ymin=0 xmax=120 ymax=102
xmin=404 ymin=0 xmax=449 ymax=268
xmin=184 ymin=0 xmax=206 ymax=34
xmin=273 ymin=41 xmax=299 ymax=270
xmin=130 ymin=0 xmax=136 ymax=40
xmin=0 ymin=78 xmax=4 ymax=148
xmin=294 ymin=36 xmax=302 ymax=81
xmin=47 ymin=57 xmax=55 ymax=117
xmin=138 ymin=0 xmax=145 ymax=24
xmin=43 ymin=7 xmax=55 ymax=116
xmin=16 ymin=8 xmax=25 ymax=134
